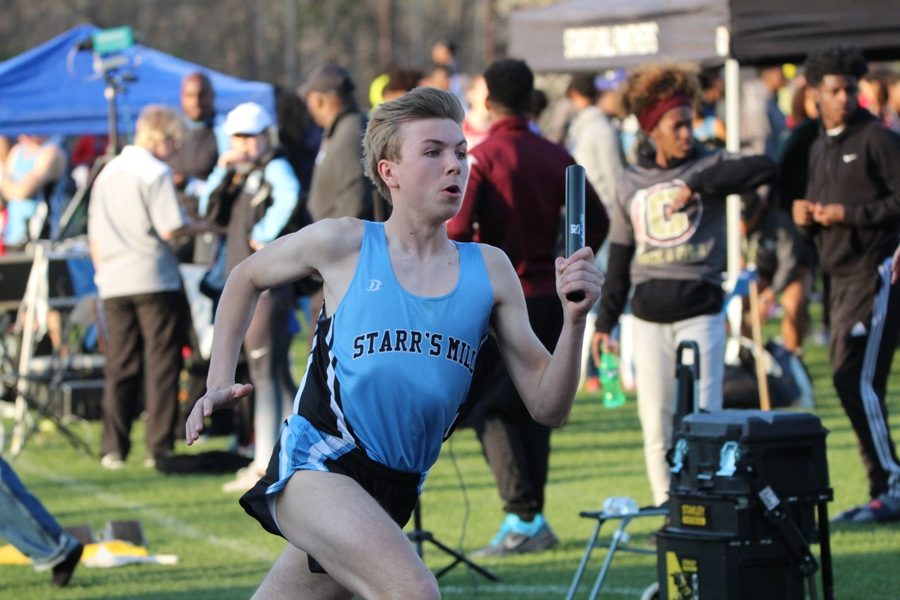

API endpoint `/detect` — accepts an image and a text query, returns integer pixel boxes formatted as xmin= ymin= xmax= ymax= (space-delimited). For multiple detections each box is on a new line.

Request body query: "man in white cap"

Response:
xmin=201 ymin=101 xmax=302 ymax=491
xmin=203 ymin=101 xmax=301 ymax=281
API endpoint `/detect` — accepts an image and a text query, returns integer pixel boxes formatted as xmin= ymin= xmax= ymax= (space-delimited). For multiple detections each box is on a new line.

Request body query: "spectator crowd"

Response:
xmin=1 ymin=37 xmax=899 ymax=593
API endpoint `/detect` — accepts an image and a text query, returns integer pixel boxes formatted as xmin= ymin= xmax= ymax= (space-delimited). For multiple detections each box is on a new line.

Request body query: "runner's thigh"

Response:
xmin=273 ymin=470 xmax=435 ymax=599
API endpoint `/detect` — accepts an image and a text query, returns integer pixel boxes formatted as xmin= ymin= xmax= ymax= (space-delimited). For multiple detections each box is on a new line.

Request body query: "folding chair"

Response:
xmin=4 ymin=242 xmax=101 ymax=457
xmin=565 ymin=501 xmax=667 ymax=600
xmin=3 ymin=294 xmax=101 ymax=457
xmin=566 ymin=341 xmax=701 ymax=599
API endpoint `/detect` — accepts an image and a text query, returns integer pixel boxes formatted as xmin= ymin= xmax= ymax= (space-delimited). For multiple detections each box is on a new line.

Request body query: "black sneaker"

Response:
xmin=51 ymin=543 xmax=83 ymax=587
xmin=832 ymin=503 xmax=866 ymax=523
xmin=835 ymin=494 xmax=900 ymax=524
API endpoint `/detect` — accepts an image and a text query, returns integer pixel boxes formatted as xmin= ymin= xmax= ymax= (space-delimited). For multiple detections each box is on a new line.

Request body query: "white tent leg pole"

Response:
xmin=11 ymin=243 xmax=47 ymax=456
xmin=724 ymin=58 xmax=743 ymax=339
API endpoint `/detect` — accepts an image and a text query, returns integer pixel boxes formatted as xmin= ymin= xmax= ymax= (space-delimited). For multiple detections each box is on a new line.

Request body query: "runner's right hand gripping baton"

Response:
xmin=565 ymin=164 xmax=586 ymax=302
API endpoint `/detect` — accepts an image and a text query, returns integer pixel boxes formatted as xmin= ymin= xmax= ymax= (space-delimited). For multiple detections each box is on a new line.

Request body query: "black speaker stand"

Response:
xmin=407 ymin=503 xmax=499 ymax=581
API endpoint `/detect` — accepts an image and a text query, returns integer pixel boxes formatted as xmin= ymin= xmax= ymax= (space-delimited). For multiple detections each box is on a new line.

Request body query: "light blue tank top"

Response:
xmin=4 ymin=141 xmax=67 ymax=244
xmin=313 ymin=221 xmax=493 ymax=473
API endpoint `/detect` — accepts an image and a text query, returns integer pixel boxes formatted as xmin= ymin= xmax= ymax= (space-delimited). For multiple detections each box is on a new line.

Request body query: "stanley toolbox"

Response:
xmin=659 ymin=409 xmax=834 ymax=599
xmin=668 ymin=410 xmax=830 ymax=539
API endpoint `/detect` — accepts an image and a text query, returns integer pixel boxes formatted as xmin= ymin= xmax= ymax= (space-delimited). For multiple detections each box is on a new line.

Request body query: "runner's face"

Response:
xmin=388 ymin=118 xmax=468 ymax=217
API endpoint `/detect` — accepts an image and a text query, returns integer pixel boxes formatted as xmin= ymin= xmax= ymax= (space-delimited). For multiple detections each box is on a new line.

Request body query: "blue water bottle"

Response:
xmin=599 ymin=352 xmax=626 ymax=408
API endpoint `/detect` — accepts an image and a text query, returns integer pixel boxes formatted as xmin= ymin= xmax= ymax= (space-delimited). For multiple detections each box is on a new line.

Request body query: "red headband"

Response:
xmin=638 ymin=95 xmax=692 ymax=132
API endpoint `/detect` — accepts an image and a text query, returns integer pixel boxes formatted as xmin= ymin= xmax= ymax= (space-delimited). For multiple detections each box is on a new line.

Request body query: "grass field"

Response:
xmin=2 ymin=318 xmax=899 ymax=599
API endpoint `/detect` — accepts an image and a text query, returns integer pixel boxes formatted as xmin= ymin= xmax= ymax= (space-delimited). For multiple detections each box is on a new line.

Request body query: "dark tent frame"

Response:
xmin=509 ymin=0 xmax=900 ymax=71
xmin=508 ymin=0 xmax=900 ymax=307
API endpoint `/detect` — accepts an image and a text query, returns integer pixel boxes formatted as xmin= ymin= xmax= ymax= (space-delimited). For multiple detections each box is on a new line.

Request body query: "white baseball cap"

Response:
xmin=223 ymin=102 xmax=273 ymax=135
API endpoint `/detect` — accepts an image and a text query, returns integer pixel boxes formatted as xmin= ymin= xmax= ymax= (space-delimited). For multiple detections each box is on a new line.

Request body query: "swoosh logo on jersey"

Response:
xmin=842 ymin=153 xmax=858 ymax=163
xmin=366 ymin=279 xmax=382 ymax=292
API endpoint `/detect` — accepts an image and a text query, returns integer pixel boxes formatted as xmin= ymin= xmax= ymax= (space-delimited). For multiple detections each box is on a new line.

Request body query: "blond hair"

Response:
xmin=363 ymin=86 xmax=464 ymax=201
xmin=133 ymin=105 xmax=186 ymax=149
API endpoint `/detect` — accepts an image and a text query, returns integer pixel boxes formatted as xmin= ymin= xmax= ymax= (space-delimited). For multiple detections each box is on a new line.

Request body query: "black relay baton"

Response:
xmin=565 ymin=164 xmax=586 ymax=302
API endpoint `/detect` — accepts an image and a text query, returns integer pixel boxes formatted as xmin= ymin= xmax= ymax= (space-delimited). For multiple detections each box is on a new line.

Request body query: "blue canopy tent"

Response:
xmin=0 ymin=24 xmax=274 ymax=137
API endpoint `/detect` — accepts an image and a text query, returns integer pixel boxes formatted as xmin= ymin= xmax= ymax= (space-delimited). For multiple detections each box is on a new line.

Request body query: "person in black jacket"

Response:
xmin=593 ymin=66 xmax=776 ymax=507
xmin=167 ymin=72 xmax=225 ymax=263
xmin=793 ymin=46 xmax=900 ymax=524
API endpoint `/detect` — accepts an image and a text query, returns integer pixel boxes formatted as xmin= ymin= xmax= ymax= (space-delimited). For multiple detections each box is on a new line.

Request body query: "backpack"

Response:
xmin=723 ymin=338 xmax=815 ymax=409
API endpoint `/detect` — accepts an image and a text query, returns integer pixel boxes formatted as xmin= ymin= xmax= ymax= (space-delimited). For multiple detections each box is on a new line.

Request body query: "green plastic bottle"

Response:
xmin=599 ymin=352 xmax=626 ymax=408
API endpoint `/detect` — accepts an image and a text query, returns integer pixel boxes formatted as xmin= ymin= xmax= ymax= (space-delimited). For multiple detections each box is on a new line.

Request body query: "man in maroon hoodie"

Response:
xmin=448 ymin=58 xmax=608 ymax=556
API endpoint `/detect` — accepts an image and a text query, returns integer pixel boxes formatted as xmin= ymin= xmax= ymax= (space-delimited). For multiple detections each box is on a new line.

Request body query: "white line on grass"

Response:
xmin=13 ymin=461 xmax=652 ymax=596
xmin=14 ymin=460 xmax=650 ymax=596
xmin=16 ymin=458 xmax=277 ymax=562
xmin=440 ymin=584 xmax=648 ymax=596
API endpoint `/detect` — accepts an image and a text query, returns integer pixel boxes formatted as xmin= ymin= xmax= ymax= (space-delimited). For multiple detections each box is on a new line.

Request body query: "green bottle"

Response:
xmin=599 ymin=352 xmax=626 ymax=408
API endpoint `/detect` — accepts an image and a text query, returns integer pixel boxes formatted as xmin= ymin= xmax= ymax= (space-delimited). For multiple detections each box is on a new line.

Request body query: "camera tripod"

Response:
xmin=0 ymin=311 xmax=94 ymax=458
xmin=1 ymin=366 xmax=95 ymax=458
xmin=0 ymin=246 xmax=96 ymax=458
xmin=406 ymin=502 xmax=498 ymax=581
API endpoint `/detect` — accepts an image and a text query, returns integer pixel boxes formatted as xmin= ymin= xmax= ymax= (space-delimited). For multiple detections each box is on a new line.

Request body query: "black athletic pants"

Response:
xmin=829 ymin=260 xmax=900 ymax=500
xmin=468 ymin=295 xmax=563 ymax=521
xmin=101 ymin=290 xmax=188 ymax=461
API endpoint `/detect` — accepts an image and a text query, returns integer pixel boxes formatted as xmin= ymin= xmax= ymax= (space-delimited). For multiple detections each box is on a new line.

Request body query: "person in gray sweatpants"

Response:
xmin=594 ymin=65 xmax=776 ymax=507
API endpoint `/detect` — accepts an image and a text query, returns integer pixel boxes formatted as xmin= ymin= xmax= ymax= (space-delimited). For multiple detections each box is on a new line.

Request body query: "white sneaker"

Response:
xmin=221 ymin=465 xmax=264 ymax=493
xmin=788 ymin=354 xmax=816 ymax=409
xmin=101 ymin=453 xmax=125 ymax=470
xmin=143 ymin=451 xmax=170 ymax=469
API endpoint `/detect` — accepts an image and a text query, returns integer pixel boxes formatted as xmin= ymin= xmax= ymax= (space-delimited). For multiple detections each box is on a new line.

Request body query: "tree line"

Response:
xmin=0 ymin=0 xmax=558 ymax=104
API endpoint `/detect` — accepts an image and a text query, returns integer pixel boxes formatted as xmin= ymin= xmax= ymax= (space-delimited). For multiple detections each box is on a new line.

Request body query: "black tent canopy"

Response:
xmin=509 ymin=0 xmax=900 ymax=71
xmin=509 ymin=0 xmax=728 ymax=72
xmin=730 ymin=0 xmax=900 ymax=64
xmin=508 ymin=0 xmax=900 ymax=327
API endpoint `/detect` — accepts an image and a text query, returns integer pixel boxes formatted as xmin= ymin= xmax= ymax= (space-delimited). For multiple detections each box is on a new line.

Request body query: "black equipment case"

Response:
xmin=657 ymin=529 xmax=806 ymax=599
xmin=670 ymin=410 xmax=829 ymax=500
xmin=659 ymin=410 xmax=834 ymax=600
xmin=668 ymin=410 xmax=830 ymax=538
